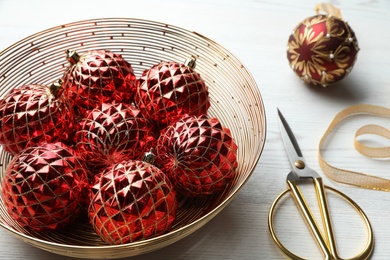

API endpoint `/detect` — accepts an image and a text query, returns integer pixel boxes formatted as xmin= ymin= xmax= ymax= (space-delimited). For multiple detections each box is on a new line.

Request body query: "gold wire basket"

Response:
xmin=0 ymin=18 xmax=266 ymax=259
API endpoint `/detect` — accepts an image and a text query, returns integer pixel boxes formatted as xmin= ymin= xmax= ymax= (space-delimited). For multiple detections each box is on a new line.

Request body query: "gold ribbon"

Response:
xmin=315 ymin=3 xmax=343 ymax=19
xmin=318 ymin=104 xmax=390 ymax=191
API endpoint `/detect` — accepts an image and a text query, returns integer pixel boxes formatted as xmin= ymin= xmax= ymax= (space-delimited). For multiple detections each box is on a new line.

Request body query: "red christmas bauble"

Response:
xmin=156 ymin=114 xmax=238 ymax=197
xmin=134 ymin=57 xmax=210 ymax=127
xmin=1 ymin=142 xmax=89 ymax=231
xmin=62 ymin=50 xmax=137 ymax=114
xmin=88 ymin=160 xmax=178 ymax=244
xmin=0 ymin=80 xmax=75 ymax=155
xmin=73 ymin=102 xmax=157 ymax=171
xmin=287 ymin=10 xmax=359 ymax=86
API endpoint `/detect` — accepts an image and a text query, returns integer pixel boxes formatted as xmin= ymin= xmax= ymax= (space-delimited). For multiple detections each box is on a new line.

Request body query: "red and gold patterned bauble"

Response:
xmin=88 ymin=160 xmax=178 ymax=244
xmin=73 ymin=102 xmax=157 ymax=171
xmin=134 ymin=56 xmax=210 ymax=127
xmin=0 ymin=80 xmax=75 ymax=155
xmin=287 ymin=4 xmax=359 ymax=86
xmin=156 ymin=114 xmax=238 ymax=197
xmin=62 ymin=50 xmax=137 ymax=114
xmin=1 ymin=142 xmax=89 ymax=231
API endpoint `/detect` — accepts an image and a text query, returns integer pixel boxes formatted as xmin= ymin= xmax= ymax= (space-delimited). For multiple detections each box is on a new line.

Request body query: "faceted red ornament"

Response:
xmin=156 ymin=114 xmax=238 ymax=197
xmin=134 ymin=57 xmax=210 ymax=127
xmin=1 ymin=142 xmax=89 ymax=231
xmin=62 ymin=49 xmax=137 ymax=114
xmin=0 ymin=80 xmax=75 ymax=155
xmin=73 ymin=102 xmax=157 ymax=171
xmin=287 ymin=14 xmax=359 ymax=86
xmin=88 ymin=160 xmax=178 ymax=244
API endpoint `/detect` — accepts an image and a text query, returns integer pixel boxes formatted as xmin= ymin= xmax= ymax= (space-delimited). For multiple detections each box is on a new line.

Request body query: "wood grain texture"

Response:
xmin=1 ymin=0 xmax=390 ymax=259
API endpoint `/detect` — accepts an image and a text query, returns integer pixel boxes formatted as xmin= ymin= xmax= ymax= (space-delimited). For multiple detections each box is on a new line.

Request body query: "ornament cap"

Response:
xmin=142 ymin=148 xmax=156 ymax=165
xmin=65 ymin=50 xmax=80 ymax=64
xmin=49 ymin=78 xmax=64 ymax=97
xmin=184 ymin=55 xmax=197 ymax=69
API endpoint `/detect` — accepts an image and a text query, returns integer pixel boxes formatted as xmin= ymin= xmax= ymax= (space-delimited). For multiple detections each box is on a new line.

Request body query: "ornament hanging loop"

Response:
xmin=315 ymin=3 xmax=343 ymax=19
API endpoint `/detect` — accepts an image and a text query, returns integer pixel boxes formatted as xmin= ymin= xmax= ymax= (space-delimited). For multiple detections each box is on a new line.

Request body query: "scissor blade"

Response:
xmin=277 ymin=108 xmax=303 ymax=160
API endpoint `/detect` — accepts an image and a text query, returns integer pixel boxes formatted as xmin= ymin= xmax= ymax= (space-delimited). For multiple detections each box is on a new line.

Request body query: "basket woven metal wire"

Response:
xmin=0 ymin=18 xmax=266 ymax=259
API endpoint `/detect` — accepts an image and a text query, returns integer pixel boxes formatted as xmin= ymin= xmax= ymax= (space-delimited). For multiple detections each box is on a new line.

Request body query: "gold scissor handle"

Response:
xmin=268 ymin=178 xmax=374 ymax=260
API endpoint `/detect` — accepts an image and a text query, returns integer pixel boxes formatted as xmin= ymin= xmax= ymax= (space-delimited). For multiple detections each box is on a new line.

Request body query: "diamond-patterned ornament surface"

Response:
xmin=0 ymin=84 xmax=75 ymax=155
xmin=1 ymin=142 xmax=89 ymax=231
xmin=73 ymin=102 xmax=157 ymax=171
xmin=62 ymin=50 xmax=137 ymax=114
xmin=134 ymin=61 xmax=210 ymax=126
xmin=88 ymin=160 xmax=178 ymax=244
xmin=156 ymin=114 xmax=238 ymax=197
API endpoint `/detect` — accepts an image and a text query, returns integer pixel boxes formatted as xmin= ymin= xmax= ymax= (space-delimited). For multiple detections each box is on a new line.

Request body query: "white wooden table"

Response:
xmin=1 ymin=0 xmax=390 ymax=259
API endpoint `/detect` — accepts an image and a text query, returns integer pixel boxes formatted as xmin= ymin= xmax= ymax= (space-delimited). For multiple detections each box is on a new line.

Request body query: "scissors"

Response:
xmin=268 ymin=109 xmax=374 ymax=260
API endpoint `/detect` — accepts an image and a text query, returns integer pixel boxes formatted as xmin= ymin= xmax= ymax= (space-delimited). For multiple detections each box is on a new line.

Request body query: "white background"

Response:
xmin=1 ymin=0 xmax=390 ymax=259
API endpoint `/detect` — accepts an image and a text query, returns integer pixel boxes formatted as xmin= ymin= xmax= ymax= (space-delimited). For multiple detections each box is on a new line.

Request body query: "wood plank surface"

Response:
xmin=0 ymin=0 xmax=389 ymax=259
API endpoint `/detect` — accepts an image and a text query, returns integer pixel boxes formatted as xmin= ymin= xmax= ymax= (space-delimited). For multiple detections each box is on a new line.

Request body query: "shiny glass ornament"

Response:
xmin=88 ymin=160 xmax=178 ymax=244
xmin=135 ymin=58 xmax=210 ymax=126
xmin=73 ymin=102 xmax=157 ymax=171
xmin=156 ymin=114 xmax=238 ymax=197
xmin=287 ymin=13 xmax=359 ymax=86
xmin=62 ymin=50 xmax=137 ymax=113
xmin=1 ymin=142 xmax=89 ymax=231
xmin=0 ymin=81 xmax=75 ymax=155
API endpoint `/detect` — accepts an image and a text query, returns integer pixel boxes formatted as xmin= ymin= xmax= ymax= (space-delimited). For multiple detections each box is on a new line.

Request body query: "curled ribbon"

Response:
xmin=318 ymin=104 xmax=390 ymax=191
